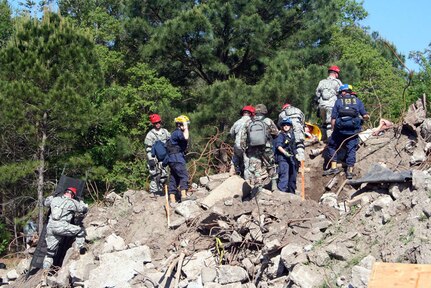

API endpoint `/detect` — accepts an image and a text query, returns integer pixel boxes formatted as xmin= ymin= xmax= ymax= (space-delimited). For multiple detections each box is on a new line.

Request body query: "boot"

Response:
xmin=346 ymin=166 xmax=354 ymax=180
xmin=180 ymin=190 xmax=188 ymax=201
xmin=271 ymin=179 xmax=277 ymax=192
xmin=169 ymin=193 xmax=176 ymax=204
xmin=323 ymin=162 xmax=340 ymax=176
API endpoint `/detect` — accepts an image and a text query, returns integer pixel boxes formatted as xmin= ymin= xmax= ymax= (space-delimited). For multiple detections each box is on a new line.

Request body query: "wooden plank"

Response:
xmin=368 ymin=262 xmax=431 ymax=288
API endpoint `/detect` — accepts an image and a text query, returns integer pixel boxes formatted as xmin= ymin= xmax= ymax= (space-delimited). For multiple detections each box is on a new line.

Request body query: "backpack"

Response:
xmin=247 ymin=119 xmax=267 ymax=147
xmin=319 ymin=78 xmax=340 ymax=101
xmin=151 ymin=140 xmax=168 ymax=161
xmin=335 ymin=95 xmax=361 ymax=135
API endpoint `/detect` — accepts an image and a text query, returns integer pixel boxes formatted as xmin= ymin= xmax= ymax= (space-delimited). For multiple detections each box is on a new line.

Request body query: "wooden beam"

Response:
xmin=368 ymin=262 xmax=431 ymax=288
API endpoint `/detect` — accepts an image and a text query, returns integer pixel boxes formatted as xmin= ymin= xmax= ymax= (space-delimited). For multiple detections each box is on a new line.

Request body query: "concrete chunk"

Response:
xmin=200 ymin=176 xmax=251 ymax=209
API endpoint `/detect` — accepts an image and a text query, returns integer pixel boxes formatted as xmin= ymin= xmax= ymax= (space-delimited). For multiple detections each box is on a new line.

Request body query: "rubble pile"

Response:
xmin=4 ymin=102 xmax=431 ymax=287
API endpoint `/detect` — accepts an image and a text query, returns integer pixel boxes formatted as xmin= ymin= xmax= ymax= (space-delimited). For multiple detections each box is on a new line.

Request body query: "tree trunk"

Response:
xmin=37 ymin=112 xmax=47 ymax=235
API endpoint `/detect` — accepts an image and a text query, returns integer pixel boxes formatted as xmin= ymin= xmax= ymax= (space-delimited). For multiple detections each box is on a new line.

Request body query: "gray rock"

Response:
xmin=183 ymin=250 xmax=216 ymax=280
xmin=350 ymin=265 xmax=371 ymax=288
xmin=86 ymin=225 xmax=112 ymax=242
xmin=336 ymin=275 xmax=347 ymax=287
xmin=241 ymin=258 xmax=254 ymax=275
xmin=289 ymin=264 xmax=324 ymax=288
xmin=264 ymin=239 xmax=281 ymax=252
xmin=15 ymin=258 xmax=30 ymax=275
xmin=280 ymin=243 xmax=306 ymax=269
xmin=358 ymin=255 xmax=376 ymax=270
xmin=6 ymin=269 xmax=18 ymax=281
xmin=413 ymin=170 xmax=431 ymax=191
xmin=200 ymin=176 xmax=210 ymax=186
xmin=326 ymin=243 xmax=350 ymax=261
xmin=175 ymin=201 xmax=202 ymax=220
xmin=199 ymin=176 xmax=251 ymax=209
xmin=303 ymin=228 xmax=324 ymax=242
xmin=202 ymin=267 xmax=217 ymax=284
xmin=368 ymin=195 xmax=392 ymax=213
xmin=169 ymin=217 xmax=186 ymax=229
xmin=88 ymin=246 xmax=151 ymax=287
xmin=388 ymin=184 xmax=401 ymax=200
xmin=102 ymin=233 xmax=127 ymax=253
xmin=217 ymin=265 xmax=248 ymax=284
xmin=307 ymin=249 xmax=330 ymax=267
xmin=311 ymin=219 xmax=333 ymax=231
xmin=320 ymin=192 xmax=338 ymax=208
xmin=266 ymin=255 xmax=285 ymax=279
xmin=69 ymin=253 xmax=98 ymax=282
xmin=230 ymin=231 xmax=243 ymax=243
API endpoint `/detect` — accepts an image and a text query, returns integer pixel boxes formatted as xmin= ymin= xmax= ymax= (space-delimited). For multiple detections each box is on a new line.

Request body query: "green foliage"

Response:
xmin=0 ymin=161 xmax=39 ymax=185
xmin=0 ymin=0 xmax=13 ymax=47
xmin=0 ymin=220 xmax=11 ymax=255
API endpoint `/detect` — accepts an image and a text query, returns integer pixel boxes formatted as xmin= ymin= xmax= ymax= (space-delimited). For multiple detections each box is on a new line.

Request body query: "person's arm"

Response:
xmin=358 ymin=100 xmax=370 ymax=121
xmin=182 ymin=122 xmax=189 ymax=140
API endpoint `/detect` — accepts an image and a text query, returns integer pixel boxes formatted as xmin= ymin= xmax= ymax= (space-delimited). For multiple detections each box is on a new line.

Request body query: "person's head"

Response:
xmin=280 ymin=118 xmax=292 ymax=132
xmin=149 ymin=114 xmax=162 ymax=129
xmin=338 ymin=84 xmax=352 ymax=96
xmin=328 ymin=65 xmax=340 ymax=78
xmin=282 ymin=103 xmax=290 ymax=110
xmin=255 ymin=104 xmax=268 ymax=115
xmin=65 ymin=187 xmax=77 ymax=199
xmin=174 ymin=115 xmax=190 ymax=130
xmin=241 ymin=105 xmax=255 ymax=117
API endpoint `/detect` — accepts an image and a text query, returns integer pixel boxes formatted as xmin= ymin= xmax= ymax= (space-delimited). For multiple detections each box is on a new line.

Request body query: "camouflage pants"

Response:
xmin=232 ymin=145 xmax=248 ymax=176
xmin=148 ymin=162 xmax=168 ymax=194
xmin=43 ymin=220 xmax=86 ymax=269
xmin=319 ymin=106 xmax=333 ymax=140
xmin=245 ymin=146 xmax=276 ymax=186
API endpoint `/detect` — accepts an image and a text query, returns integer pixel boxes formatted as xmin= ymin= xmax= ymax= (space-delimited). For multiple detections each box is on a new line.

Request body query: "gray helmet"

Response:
xmin=255 ymin=104 xmax=268 ymax=115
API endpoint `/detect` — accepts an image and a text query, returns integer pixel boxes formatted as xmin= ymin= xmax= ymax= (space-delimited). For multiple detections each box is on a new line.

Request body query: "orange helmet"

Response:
xmin=282 ymin=103 xmax=290 ymax=110
xmin=328 ymin=65 xmax=340 ymax=74
xmin=149 ymin=114 xmax=162 ymax=124
xmin=66 ymin=187 xmax=77 ymax=196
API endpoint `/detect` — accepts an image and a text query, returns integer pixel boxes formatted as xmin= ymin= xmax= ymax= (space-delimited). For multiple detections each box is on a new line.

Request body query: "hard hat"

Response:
xmin=282 ymin=103 xmax=290 ymax=110
xmin=255 ymin=104 xmax=268 ymax=115
xmin=174 ymin=115 xmax=190 ymax=124
xmin=280 ymin=118 xmax=293 ymax=126
xmin=351 ymin=91 xmax=357 ymax=96
xmin=149 ymin=114 xmax=162 ymax=124
xmin=66 ymin=187 xmax=77 ymax=196
xmin=241 ymin=105 xmax=255 ymax=115
xmin=328 ymin=65 xmax=340 ymax=74
xmin=338 ymin=84 xmax=352 ymax=92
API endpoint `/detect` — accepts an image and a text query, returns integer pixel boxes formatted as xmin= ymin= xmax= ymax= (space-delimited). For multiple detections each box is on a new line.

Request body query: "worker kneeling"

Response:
xmin=43 ymin=187 xmax=88 ymax=269
xmin=323 ymin=84 xmax=369 ymax=179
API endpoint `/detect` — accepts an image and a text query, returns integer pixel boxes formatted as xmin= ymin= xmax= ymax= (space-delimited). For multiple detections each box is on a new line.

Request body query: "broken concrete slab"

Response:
xmin=175 ymin=201 xmax=202 ymax=220
xmin=326 ymin=243 xmax=351 ymax=261
xmin=101 ymin=233 xmax=127 ymax=253
xmin=199 ymin=176 xmax=251 ymax=209
xmin=217 ymin=265 xmax=248 ymax=285
xmin=182 ymin=250 xmax=216 ymax=280
xmin=289 ymin=264 xmax=325 ymax=288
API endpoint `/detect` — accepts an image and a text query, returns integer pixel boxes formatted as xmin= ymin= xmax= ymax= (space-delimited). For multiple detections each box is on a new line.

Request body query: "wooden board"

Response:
xmin=368 ymin=262 xmax=431 ymax=288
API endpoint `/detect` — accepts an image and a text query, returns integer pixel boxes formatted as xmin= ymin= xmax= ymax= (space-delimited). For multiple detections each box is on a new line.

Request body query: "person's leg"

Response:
xmin=168 ymin=163 xmax=179 ymax=203
xmin=323 ymin=132 xmax=341 ymax=175
xmin=345 ymin=136 xmax=359 ymax=179
xmin=288 ymin=159 xmax=298 ymax=193
xmin=277 ymin=161 xmax=289 ymax=192
xmin=148 ymin=163 xmax=161 ymax=194
xmin=174 ymin=163 xmax=189 ymax=200
xmin=43 ymin=227 xmax=61 ymax=269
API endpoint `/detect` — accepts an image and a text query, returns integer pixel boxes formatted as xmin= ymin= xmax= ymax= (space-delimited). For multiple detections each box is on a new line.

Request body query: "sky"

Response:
xmin=361 ymin=0 xmax=431 ymax=71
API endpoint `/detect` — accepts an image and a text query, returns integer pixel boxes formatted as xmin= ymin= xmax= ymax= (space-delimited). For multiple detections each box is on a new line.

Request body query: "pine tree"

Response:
xmin=0 ymin=12 xmax=103 ymax=231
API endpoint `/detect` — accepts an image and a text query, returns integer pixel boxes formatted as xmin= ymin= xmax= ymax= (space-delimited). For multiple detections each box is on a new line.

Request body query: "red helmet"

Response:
xmin=328 ymin=65 xmax=340 ymax=74
xmin=282 ymin=103 xmax=290 ymax=110
xmin=241 ymin=105 xmax=255 ymax=115
xmin=66 ymin=187 xmax=77 ymax=196
xmin=149 ymin=114 xmax=162 ymax=124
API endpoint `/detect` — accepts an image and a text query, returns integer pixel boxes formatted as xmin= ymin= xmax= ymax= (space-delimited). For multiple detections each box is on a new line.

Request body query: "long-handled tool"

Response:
xmin=164 ymin=184 xmax=170 ymax=227
xmin=300 ymin=160 xmax=305 ymax=200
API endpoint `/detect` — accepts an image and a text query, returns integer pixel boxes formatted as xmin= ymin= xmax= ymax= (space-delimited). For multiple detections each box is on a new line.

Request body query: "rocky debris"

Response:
xmin=9 ymin=117 xmax=431 ymax=288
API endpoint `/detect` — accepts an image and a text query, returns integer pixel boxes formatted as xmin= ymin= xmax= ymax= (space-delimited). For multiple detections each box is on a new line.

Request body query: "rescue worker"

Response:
xmin=167 ymin=115 xmax=190 ymax=205
xmin=144 ymin=114 xmax=170 ymax=196
xmin=315 ymin=65 xmax=343 ymax=140
xmin=43 ymin=187 xmax=88 ymax=269
xmin=323 ymin=84 xmax=369 ymax=179
xmin=229 ymin=105 xmax=255 ymax=177
xmin=241 ymin=104 xmax=278 ymax=190
xmin=274 ymin=118 xmax=298 ymax=193
xmin=278 ymin=103 xmax=305 ymax=162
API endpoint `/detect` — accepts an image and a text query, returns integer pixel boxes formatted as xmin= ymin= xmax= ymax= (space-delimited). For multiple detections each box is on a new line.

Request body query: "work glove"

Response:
xmin=148 ymin=159 xmax=156 ymax=170
xmin=296 ymin=147 xmax=305 ymax=161
xmin=284 ymin=151 xmax=292 ymax=157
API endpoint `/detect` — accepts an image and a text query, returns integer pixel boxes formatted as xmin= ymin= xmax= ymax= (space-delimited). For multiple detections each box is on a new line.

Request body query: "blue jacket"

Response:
xmin=167 ymin=128 xmax=188 ymax=164
xmin=274 ymin=130 xmax=297 ymax=162
xmin=332 ymin=94 xmax=367 ymax=135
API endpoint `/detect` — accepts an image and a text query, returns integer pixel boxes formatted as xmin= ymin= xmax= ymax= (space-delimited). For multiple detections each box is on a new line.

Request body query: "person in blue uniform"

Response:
xmin=274 ymin=118 xmax=298 ymax=193
xmin=167 ymin=115 xmax=190 ymax=205
xmin=323 ymin=84 xmax=369 ymax=179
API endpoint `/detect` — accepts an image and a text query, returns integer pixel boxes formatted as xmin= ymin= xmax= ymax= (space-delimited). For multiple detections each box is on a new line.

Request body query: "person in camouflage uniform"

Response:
xmin=278 ymin=103 xmax=305 ymax=162
xmin=229 ymin=105 xmax=255 ymax=177
xmin=315 ymin=65 xmax=343 ymax=140
xmin=241 ymin=104 xmax=279 ymax=190
xmin=144 ymin=114 xmax=170 ymax=196
xmin=43 ymin=187 xmax=88 ymax=269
